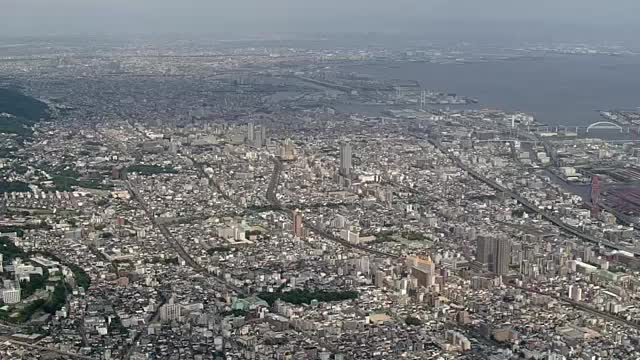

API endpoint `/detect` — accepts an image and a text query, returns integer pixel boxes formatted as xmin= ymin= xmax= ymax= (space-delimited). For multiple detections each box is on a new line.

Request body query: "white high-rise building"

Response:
xmin=569 ymin=285 xmax=582 ymax=302
xmin=2 ymin=288 xmax=20 ymax=304
xmin=160 ymin=296 xmax=182 ymax=322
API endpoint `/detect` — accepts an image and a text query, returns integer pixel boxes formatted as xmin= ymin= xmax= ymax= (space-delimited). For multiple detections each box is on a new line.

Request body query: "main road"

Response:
xmin=267 ymin=148 xmax=640 ymax=337
xmin=125 ymin=180 xmax=246 ymax=295
xmin=514 ymin=285 xmax=640 ymax=330
xmin=265 ymin=157 xmax=401 ymax=259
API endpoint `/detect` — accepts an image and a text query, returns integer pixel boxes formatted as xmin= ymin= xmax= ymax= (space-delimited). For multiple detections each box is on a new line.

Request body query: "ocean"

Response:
xmin=338 ymin=54 xmax=640 ymax=127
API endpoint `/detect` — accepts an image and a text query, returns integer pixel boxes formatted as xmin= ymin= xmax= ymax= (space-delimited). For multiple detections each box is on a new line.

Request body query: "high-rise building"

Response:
xmin=169 ymin=140 xmax=178 ymax=155
xmin=375 ymin=270 xmax=386 ymax=288
xmin=111 ymin=165 xmax=127 ymax=180
xmin=340 ymin=229 xmax=359 ymax=244
xmin=476 ymin=234 xmax=494 ymax=269
xmin=247 ymin=122 xmax=255 ymax=143
xmin=339 ymin=141 xmax=352 ymax=177
xmin=494 ymin=237 xmax=512 ymax=275
xmin=261 ymin=126 xmax=268 ymax=146
xmin=253 ymin=126 xmax=263 ymax=148
xmin=2 ymin=288 xmax=20 ymax=304
xmin=408 ymin=255 xmax=436 ymax=288
xmin=476 ymin=234 xmax=511 ymax=275
xmin=278 ymin=138 xmax=296 ymax=161
xmin=292 ymin=210 xmax=303 ymax=238
xmin=569 ymin=285 xmax=582 ymax=302
xmin=160 ymin=296 xmax=182 ymax=322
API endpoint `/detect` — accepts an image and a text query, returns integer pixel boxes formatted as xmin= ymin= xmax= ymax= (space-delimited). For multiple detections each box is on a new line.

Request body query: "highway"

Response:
xmin=428 ymin=139 xmax=640 ymax=257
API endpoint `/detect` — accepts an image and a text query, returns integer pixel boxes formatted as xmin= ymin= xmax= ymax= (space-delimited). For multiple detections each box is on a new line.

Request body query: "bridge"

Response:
xmin=474 ymin=138 xmax=636 ymax=145
xmin=586 ymin=121 xmax=624 ymax=133
xmin=473 ymin=139 xmax=537 ymax=144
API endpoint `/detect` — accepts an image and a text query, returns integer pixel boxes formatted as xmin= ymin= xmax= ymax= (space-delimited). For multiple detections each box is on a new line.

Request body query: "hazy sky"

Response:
xmin=2 ymin=0 xmax=640 ymax=37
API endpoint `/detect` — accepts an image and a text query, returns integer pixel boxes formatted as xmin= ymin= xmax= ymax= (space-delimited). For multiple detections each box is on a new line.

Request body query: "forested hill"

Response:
xmin=0 ymin=88 xmax=49 ymax=136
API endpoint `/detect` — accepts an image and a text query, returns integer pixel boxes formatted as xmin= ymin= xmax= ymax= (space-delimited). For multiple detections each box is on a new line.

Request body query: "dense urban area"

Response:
xmin=1 ymin=36 xmax=640 ymax=360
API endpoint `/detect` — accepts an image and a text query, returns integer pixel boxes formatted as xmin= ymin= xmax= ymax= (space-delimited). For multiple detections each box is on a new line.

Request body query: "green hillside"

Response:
xmin=0 ymin=88 xmax=49 ymax=136
xmin=0 ymin=88 xmax=49 ymax=121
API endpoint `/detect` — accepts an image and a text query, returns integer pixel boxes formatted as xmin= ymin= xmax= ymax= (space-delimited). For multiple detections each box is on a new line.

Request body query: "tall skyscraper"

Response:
xmin=476 ymin=234 xmax=494 ymax=269
xmin=493 ymin=237 xmax=511 ymax=275
xmin=476 ymin=234 xmax=511 ymax=275
xmin=339 ymin=141 xmax=352 ymax=177
xmin=292 ymin=210 xmax=303 ymax=238
xmin=261 ymin=126 xmax=267 ymax=146
xmin=253 ymin=126 xmax=263 ymax=148
xmin=247 ymin=123 xmax=255 ymax=143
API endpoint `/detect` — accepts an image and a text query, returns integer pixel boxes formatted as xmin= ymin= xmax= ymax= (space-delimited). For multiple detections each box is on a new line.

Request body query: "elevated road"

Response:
xmin=429 ymin=139 xmax=640 ymax=256
xmin=0 ymin=337 xmax=94 ymax=359
xmin=514 ymin=285 xmax=640 ymax=331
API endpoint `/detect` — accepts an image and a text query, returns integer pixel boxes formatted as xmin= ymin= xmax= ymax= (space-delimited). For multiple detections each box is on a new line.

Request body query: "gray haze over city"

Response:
xmin=3 ymin=0 xmax=640 ymax=42
xmin=3 ymin=1 xmax=640 ymax=360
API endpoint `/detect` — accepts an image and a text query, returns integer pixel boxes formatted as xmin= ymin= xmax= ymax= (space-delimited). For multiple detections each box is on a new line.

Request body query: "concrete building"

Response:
xmin=476 ymin=234 xmax=494 ymax=270
xmin=339 ymin=141 xmax=352 ymax=177
xmin=292 ymin=210 xmax=303 ymax=238
xmin=160 ymin=297 xmax=182 ymax=322
xmin=340 ymin=229 xmax=359 ymax=244
xmin=477 ymin=234 xmax=511 ymax=275
xmin=408 ymin=256 xmax=436 ymax=288
xmin=3 ymin=288 xmax=20 ymax=304
xmin=494 ymin=237 xmax=511 ymax=275
xmin=569 ymin=285 xmax=582 ymax=302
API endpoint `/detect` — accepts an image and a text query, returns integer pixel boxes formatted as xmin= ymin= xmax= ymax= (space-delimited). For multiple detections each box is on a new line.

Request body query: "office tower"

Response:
xmin=407 ymin=255 xmax=436 ymax=288
xmin=278 ymin=138 xmax=296 ymax=161
xmin=160 ymin=296 xmax=182 ymax=322
xmin=247 ymin=123 xmax=255 ymax=143
xmin=111 ymin=165 xmax=127 ymax=180
xmin=261 ymin=126 xmax=268 ymax=146
xmin=375 ymin=270 xmax=386 ymax=288
xmin=253 ymin=126 xmax=263 ymax=148
xmin=477 ymin=234 xmax=511 ymax=275
xmin=476 ymin=234 xmax=494 ymax=269
xmin=292 ymin=210 xmax=303 ymax=238
xmin=493 ymin=237 xmax=512 ymax=275
xmin=339 ymin=141 xmax=352 ymax=177
xmin=340 ymin=229 xmax=359 ymax=244
xmin=569 ymin=285 xmax=582 ymax=302
xmin=169 ymin=140 xmax=178 ymax=155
